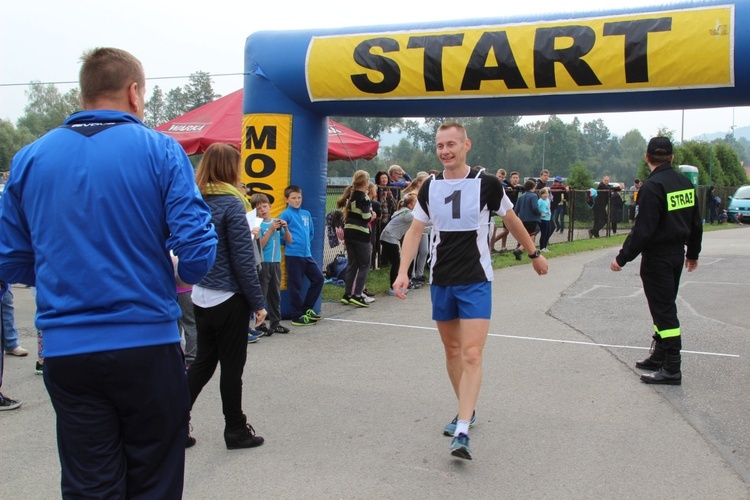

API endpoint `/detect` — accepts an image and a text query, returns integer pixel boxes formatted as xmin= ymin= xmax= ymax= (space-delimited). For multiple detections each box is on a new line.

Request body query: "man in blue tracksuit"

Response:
xmin=0 ymin=48 xmax=217 ymax=498
xmin=611 ymin=137 xmax=702 ymax=385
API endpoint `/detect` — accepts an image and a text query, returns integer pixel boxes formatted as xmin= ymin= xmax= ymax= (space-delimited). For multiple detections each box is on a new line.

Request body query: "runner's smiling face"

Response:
xmin=436 ymin=126 xmax=470 ymax=172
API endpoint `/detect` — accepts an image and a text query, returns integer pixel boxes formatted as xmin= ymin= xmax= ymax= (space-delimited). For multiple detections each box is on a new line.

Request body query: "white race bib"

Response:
xmin=428 ymin=175 xmax=482 ymax=232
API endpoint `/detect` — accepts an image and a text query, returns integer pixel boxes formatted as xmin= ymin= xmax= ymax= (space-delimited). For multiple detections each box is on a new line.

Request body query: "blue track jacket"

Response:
xmin=279 ymin=206 xmax=313 ymax=257
xmin=0 ymin=110 xmax=217 ymax=357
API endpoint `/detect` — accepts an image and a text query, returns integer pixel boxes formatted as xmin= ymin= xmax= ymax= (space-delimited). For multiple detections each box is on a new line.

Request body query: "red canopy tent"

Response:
xmin=155 ymin=89 xmax=378 ymax=161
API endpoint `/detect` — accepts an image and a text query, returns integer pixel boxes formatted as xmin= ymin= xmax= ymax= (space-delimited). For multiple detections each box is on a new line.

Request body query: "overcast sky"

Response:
xmin=2 ymin=0 xmax=748 ymax=140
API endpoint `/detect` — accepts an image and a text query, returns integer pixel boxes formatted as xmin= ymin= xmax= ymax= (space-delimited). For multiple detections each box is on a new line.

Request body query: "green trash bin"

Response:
xmin=678 ymin=165 xmax=699 ymax=186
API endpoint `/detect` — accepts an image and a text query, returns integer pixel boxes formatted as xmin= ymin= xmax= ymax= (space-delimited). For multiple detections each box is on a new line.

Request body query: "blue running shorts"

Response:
xmin=430 ymin=281 xmax=492 ymax=322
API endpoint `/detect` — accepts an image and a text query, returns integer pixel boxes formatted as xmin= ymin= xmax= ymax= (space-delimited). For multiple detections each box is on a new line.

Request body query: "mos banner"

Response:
xmin=241 ymin=114 xmax=292 ymax=211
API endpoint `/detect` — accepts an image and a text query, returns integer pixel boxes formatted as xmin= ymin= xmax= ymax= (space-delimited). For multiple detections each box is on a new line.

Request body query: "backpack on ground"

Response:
xmin=325 ymin=254 xmax=348 ymax=281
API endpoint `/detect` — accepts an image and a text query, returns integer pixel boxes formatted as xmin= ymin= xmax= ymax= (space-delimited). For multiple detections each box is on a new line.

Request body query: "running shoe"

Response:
xmin=249 ymin=327 xmax=266 ymax=338
xmin=291 ymin=314 xmax=316 ymax=326
xmin=450 ymin=433 xmax=473 ymax=460
xmin=340 ymin=295 xmax=351 ymax=305
xmin=271 ymin=325 xmax=291 ymax=334
xmin=348 ymin=295 xmax=369 ymax=307
xmin=443 ymin=410 xmax=476 ymax=436
xmin=247 ymin=334 xmax=260 ymax=343
xmin=0 ymin=395 xmax=22 ymax=411
xmin=35 ymin=361 xmax=43 ymax=375
xmin=363 ymin=295 xmax=375 ymax=304
xmin=305 ymin=309 xmax=322 ymax=321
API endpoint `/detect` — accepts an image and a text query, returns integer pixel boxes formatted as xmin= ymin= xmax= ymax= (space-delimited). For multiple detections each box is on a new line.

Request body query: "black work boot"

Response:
xmin=635 ymin=335 xmax=665 ymax=370
xmin=640 ymin=353 xmax=681 ymax=385
xmin=224 ymin=423 xmax=265 ymax=450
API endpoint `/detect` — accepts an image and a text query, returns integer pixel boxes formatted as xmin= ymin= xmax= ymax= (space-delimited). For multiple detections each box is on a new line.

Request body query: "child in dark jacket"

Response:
xmin=513 ymin=180 xmax=541 ymax=260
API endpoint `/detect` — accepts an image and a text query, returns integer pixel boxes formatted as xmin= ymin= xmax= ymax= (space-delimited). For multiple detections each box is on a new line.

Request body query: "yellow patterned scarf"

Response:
xmin=201 ymin=182 xmax=251 ymax=213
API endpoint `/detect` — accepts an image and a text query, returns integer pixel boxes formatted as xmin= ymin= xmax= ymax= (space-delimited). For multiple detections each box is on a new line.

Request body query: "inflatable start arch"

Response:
xmin=241 ymin=0 xmax=749 ymax=316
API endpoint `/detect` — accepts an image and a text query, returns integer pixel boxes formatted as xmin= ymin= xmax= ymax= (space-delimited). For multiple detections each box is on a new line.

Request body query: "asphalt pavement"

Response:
xmin=1 ymin=227 xmax=749 ymax=499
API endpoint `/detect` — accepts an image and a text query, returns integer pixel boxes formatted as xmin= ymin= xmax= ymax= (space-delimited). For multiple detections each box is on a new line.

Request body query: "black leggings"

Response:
xmin=188 ymin=293 xmax=251 ymax=431
xmin=381 ymin=240 xmax=410 ymax=287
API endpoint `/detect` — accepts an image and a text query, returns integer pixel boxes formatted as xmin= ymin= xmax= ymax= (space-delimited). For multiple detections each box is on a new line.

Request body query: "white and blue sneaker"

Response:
xmin=450 ymin=433 xmax=473 ymax=460
xmin=443 ymin=410 xmax=476 ymax=436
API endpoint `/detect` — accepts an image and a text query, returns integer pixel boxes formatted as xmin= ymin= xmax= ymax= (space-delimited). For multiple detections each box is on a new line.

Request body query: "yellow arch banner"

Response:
xmin=306 ymin=5 xmax=733 ymax=101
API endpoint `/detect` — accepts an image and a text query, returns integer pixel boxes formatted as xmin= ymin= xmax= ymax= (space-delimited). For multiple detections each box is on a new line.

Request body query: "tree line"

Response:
xmin=2 ymin=73 xmax=748 ymax=189
xmin=333 ymin=116 xmax=749 ymax=189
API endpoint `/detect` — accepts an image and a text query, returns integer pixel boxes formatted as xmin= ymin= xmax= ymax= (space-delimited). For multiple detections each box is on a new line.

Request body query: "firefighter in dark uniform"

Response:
xmin=610 ymin=137 xmax=702 ymax=385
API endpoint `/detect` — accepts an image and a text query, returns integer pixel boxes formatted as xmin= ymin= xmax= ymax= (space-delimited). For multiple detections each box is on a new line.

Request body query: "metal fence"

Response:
xmin=321 ymin=184 xmax=737 ymax=269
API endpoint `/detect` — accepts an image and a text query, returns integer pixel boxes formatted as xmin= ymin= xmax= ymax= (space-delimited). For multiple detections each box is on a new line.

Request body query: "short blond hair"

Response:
xmin=79 ymin=47 xmax=145 ymax=105
xmin=437 ymin=121 xmax=467 ymax=139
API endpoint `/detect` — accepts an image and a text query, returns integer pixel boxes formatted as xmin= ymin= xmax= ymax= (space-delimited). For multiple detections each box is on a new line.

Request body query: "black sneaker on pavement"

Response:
xmin=291 ymin=314 xmax=316 ymax=326
xmin=272 ymin=325 xmax=291 ymax=334
xmin=35 ymin=361 xmax=43 ymax=375
xmin=348 ymin=295 xmax=369 ymax=307
xmin=305 ymin=309 xmax=322 ymax=321
xmin=0 ymin=394 xmax=22 ymax=411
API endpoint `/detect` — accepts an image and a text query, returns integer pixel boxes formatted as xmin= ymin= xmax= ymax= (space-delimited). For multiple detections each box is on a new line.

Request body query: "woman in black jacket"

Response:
xmin=186 ymin=143 xmax=267 ymax=450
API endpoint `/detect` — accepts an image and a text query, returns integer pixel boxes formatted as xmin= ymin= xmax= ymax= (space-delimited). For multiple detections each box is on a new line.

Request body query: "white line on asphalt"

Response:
xmin=323 ymin=317 xmax=740 ymax=359
xmin=682 ymin=280 xmax=749 ymax=286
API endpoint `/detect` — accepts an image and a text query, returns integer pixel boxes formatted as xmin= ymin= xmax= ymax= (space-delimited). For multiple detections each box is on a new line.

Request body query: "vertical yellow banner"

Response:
xmin=241 ymin=113 xmax=293 ymax=290
xmin=241 ymin=113 xmax=293 ymax=211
